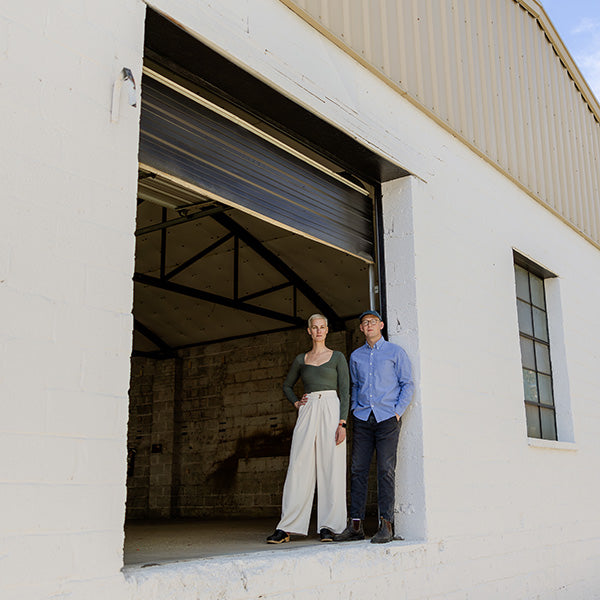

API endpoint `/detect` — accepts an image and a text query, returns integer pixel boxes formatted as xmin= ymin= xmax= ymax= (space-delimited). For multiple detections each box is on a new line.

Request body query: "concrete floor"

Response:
xmin=124 ymin=517 xmax=379 ymax=567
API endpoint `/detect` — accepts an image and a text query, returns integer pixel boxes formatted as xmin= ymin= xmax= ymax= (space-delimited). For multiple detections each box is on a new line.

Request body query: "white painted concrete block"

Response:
xmin=1 ymin=0 xmax=599 ymax=598
xmin=80 ymin=347 xmax=133 ymax=397
xmin=0 ymin=0 xmax=143 ymax=596
xmin=84 ymin=266 xmax=135 ymax=314
xmin=45 ymin=390 xmax=122 ymax=439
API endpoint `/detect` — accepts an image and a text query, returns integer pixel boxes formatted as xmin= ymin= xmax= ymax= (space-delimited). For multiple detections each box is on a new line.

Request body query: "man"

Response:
xmin=335 ymin=310 xmax=414 ymax=544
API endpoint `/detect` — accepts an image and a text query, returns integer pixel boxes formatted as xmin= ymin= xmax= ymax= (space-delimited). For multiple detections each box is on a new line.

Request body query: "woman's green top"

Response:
xmin=282 ymin=350 xmax=350 ymax=420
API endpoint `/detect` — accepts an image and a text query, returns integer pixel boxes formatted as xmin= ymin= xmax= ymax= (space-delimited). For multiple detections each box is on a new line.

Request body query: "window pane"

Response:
xmin=514 ymin=260 xmax=558 ymax=442
xmin=540 ymin=407 xmax=557 ymax=440
xmin=538 ymin=373 xmax=554 ymax=406
xmin=526 ymin=404 xmax=541 ymax=438
xmin=522 ymin=369 xmax=538 ymax=403
xmin=517 ymin=300 xmax=533 ymax=335
xmin=532 ymin=307 xmax=548 ymax=341
xmin=535 ymin=342 xmax=551 ymax=374
xmin=514 ymin=265 xmax=530 ymax=301
xmin=520 ymin=337 xmax=536 ymax=370
xmin=530 ymin=274 xmax=545 ymax=308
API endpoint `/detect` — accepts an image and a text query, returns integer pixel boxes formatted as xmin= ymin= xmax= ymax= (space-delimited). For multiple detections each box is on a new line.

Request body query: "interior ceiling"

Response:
xmin=133 ymin=171 xmax=370 ymax=355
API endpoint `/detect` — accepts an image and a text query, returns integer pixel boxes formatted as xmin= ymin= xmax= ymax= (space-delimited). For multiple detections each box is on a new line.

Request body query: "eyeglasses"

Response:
xmin=361 ymin=319 xmax=380 ymax=326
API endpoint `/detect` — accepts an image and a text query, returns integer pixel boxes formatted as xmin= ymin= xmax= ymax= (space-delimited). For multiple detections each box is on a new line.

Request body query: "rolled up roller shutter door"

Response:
xmin=139 ymin=75 xmax=374 ymax=262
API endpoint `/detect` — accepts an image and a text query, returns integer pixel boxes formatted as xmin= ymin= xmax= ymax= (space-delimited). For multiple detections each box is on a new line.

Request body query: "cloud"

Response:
xmin=571 ymin=18 xmax=600 ymax=99
xmin=577 ymin=51 xmax=600 ymax=99
xmin=572 ymin=17 xmax=600 ymax=34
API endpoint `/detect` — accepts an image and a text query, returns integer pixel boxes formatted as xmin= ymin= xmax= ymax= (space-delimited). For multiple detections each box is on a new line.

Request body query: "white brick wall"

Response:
xmin=380 ymin=176 xmax=427 ymax=543
xmin=2 ymin=0 xmax=600 ymax=598
xmin=0 ymin=0 xmax=145 ymax=598
xmin=132 ymin=1 xmax=600 ymax=597
xmin=389 ymin=111 xmax=600 ymax=595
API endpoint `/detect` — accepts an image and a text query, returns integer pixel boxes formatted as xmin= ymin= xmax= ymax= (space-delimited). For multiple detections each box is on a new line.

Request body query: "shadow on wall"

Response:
xmin=207 ymin=430 xmax=292 ymax=491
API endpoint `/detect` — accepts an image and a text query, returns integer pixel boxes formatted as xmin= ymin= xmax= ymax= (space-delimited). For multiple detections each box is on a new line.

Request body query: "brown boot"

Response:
xmin=333 ymin=518 xmax=365 ymax=541
xmin=370 ymin=518 xmax=393 ymax=544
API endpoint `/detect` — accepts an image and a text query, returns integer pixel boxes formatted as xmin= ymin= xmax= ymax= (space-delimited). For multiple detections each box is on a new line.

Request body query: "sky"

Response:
xmin=542 ymin=0 xmax=600 ymax=101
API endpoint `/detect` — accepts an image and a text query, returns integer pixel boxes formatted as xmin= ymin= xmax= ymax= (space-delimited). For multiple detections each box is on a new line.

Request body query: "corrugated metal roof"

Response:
xmin=280 ymin=0 xmax=600 ymax=249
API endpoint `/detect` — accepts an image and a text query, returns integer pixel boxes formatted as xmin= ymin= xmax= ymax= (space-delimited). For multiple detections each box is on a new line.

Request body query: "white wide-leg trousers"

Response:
xmin=277 ymin=390 xmax=347 ymax=535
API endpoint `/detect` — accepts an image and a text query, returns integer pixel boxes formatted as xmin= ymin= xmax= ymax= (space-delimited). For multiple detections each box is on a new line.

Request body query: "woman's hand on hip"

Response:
xmin=294 ymin=394 xmax=308 ymax=409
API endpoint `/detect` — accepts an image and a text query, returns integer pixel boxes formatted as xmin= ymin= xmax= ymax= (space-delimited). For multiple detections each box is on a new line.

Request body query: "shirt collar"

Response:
xmin=364 ymin=336 xmax=386 ymax=350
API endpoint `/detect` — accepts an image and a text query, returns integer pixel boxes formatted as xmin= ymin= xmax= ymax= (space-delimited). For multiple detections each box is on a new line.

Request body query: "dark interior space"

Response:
xmin=125 ymin=178 xmax=378 ymax=562
xmin=127 ymin=175 xmax=373 ymax=520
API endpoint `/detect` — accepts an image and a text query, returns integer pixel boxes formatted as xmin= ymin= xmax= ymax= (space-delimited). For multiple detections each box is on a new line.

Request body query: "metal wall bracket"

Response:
xmin=111 ymin=67 xmax=137 ymax=123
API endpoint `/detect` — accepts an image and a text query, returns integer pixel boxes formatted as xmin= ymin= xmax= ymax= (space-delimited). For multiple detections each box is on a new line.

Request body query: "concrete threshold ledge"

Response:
xmin=124 ymin=539 xmax=427 ymax=600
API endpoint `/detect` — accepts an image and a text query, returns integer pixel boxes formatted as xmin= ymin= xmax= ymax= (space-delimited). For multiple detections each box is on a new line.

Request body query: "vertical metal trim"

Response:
xmin=233 ymin=235 xmax=239 ymax=301
xmin=374 ymin=182 xmax=388 ymax=328
xmin=368 ymin=264 xmax=375 ymax=311
xmin=160 ymin=207 xmax=167 ymax=279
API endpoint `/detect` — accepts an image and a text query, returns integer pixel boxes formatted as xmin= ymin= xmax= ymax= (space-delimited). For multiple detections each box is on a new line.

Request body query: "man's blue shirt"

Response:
xmin=349 ymin=337 xmax=414 ymax=422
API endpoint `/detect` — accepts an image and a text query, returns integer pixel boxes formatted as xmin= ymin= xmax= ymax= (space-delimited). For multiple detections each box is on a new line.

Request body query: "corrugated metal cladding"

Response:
xmin=280 ymin=0 xmax=600 ymax=249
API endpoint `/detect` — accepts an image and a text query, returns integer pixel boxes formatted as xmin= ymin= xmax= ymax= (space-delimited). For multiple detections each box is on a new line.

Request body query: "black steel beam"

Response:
xmin=210 ymin=213 xmax=342 ymax=327
xmin=165 ymin=232 xmax=234 ymax=281
xmin=135 ymin=204 xmax=227 ymax=236
xmin=293 ymin=285 xmax=297 ymax=318
xmin=132 ymin=349 xmax=173 ymax=359
xmin=239 ymin=282 xmax=292 ymax=302
xmin=173 ymin=325 xmax=299 ymax=350
xmin=133 ymin=318 xmax=174 ymax=354
xmin=134 ymin=273 xmax=305 ymax=326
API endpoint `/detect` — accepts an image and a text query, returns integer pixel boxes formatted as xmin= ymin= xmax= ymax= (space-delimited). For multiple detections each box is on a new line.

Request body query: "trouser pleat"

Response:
xmin=277 ymin=390 xmax=346 ymax=534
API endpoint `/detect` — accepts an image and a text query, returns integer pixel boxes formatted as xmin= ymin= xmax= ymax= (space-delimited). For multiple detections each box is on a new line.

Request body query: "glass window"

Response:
xmin=540 ymin=408 xmax=557 ymax=440
xmin=514 ymin=265 xmax=531 ymax=302
xmin=532 ymin=307 xmax=548 ymax=341
xmin=535 ymin=343 xmax=551 ymax=374
xmin=530 ymin=276 xmax=545 ymax=308
xmin=514 ymin=262 xmax=557 ymax=440
xmin=526 ymin=404 xmax=542 ymax=438
xmin=517 ymin=300 xmax=533 ymax=335
xmin=520 ymin=338 xmax=536 ymax=370
xmin=538 ymin=374 xmax=553 ymax=406
xmin=522 ymin=369 xmax=538 ymax=403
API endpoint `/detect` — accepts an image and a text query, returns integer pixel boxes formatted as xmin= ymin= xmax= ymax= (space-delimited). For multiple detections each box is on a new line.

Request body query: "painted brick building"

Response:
xmin=1 ymin=1 xmax=600 ymax=599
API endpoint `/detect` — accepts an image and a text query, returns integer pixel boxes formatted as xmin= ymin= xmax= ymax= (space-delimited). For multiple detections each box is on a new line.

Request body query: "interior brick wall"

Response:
xmin=126 ymin=322 xmax=379 ymax=519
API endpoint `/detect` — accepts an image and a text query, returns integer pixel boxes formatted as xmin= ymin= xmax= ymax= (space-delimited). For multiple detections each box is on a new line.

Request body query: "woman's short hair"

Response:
xmin=307 ymin=313 xmax=328 ymax=328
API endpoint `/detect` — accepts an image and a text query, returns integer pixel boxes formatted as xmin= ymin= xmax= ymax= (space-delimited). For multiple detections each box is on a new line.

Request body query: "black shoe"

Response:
xmin=320 ymin=528 xmax=334 ymax=542
xmin=266 ymin=529 xmax=290 ymax=544
xmin=333 ymin=519 xmax=365 ymax=542
xmin=370 ymin=518 xmax=393 ymax=544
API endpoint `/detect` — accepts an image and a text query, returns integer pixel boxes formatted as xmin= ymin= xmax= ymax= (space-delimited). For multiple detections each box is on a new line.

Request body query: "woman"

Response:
xmin=267 ymin=314 xmax=349 ymax=543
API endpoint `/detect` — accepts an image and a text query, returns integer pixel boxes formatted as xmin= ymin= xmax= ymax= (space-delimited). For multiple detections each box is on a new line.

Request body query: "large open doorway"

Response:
xmin=124 ymin=9 xmax=408 ymax=566
xmin=125 ymin=174 xmax=372 ymax=563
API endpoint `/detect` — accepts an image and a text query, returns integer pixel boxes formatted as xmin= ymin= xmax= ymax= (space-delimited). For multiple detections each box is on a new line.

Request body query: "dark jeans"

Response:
xmin=349 ymin=412 xmax=401 ymax=522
